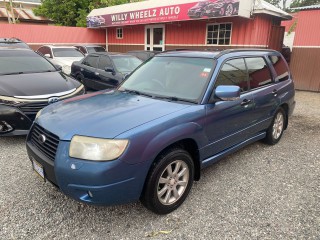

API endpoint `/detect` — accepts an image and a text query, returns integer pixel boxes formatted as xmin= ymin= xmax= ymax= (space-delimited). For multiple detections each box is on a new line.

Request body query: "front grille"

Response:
xmin=19 ymin=102 xmax=48 ymax=115
xmin=30 ymin=124 xmax=59 ymax=161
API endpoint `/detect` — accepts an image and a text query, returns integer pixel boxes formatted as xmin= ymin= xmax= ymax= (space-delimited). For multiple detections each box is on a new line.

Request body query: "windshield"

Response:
xmin=87 ymin=46 xmax=105 ymax=53
xmin=111 ymin=56 xmax=143 ymax=73
xmin=0 ymin=54 xmax=56 ymax=75
xmin=52 ymin=48 xmax=84 ymax=57
xmin=120 ymin=56 xmax=214 ymax=102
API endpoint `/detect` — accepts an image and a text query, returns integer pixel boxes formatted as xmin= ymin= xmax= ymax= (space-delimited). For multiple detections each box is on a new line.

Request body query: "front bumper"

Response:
xmin=26 ymin=138 xmax=150 ymax=206
xmin=0 ymin=104 xmax=34 ymax=136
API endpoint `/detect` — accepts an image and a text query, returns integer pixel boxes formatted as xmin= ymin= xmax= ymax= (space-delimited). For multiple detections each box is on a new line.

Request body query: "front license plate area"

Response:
xmin=32 ymin=159 xmax=45 ymax=180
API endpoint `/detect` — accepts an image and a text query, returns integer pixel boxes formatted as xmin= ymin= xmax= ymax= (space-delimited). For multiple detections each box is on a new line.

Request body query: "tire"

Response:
xmin=141 ymin=148 xmax=194 ymax=214
xmin=264 ymin=108 xmax=286 ymax=145
xmin=225 ymin=4 xmax=234 ymax=16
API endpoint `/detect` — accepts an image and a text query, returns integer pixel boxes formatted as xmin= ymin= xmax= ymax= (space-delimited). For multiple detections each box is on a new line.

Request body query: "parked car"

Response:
xmin=86 ymin=16 xmax=105 ymax=28
xmin=0 ymin=48 xmax=85 ymax=136
xmin=74 ymin=45 xmax=106 ymax=55
xmin=36 ymin=45 xmax=85 ymax=75
xmin=202 ymin=0 xmax=239 ymax=17
xmin=71 ymin=52 xmax=142 ymax=90
xmin=26 ymin=49 xmax=295 ymax=214
xmin=127 ymin=50 xmax=158 ymax=61
xmin=0 ymin=38 xmax=30 ymax=49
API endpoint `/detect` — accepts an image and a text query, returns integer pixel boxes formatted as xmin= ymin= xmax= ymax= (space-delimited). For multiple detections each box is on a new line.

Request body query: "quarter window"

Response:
xmin=245 ymin=57 xmax=272 ymax=89
xmin=207 ymin=23 xmax=232 ymax=45
xmin=269 ymin=55 xmax=289 ymax=82
xmin=116 ymin=28 xmax=123 ymax=39
xmin=215 ymin=58 xmax=249 ymax=92
xmin=83 ymin=55 xmax=99 ymax=68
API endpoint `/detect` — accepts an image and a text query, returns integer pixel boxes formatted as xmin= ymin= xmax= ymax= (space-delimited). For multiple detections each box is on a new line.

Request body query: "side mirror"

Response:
xmin=215 ymin=85 xmax=241 ymax=101
xmin=105 ymin=67 xmax=115 ymax=75
xmin=54 ymin=64 xmax=63 ymax=71
xmin=44 ymin=54 xmax=51 ymax=58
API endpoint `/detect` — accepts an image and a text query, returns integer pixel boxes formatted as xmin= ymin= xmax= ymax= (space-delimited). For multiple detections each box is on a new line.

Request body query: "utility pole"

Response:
xmin=4 ymin=0 xmax=18 ymax=24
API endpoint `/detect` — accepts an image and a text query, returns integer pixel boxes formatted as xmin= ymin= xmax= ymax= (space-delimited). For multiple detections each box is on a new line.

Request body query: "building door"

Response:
xmin=145 ymin=25 xmax=165 ymax=51
xmin=268 ymin=25 xmax=285 ymax=51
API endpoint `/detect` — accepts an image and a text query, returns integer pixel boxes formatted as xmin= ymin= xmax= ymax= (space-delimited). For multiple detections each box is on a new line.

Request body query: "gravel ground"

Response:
xmin=0 ymin=90 xmax=319 ymax=240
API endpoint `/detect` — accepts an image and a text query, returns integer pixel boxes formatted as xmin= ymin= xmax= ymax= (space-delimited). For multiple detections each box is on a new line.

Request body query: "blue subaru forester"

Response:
xmin=26 ymin=49 xmax=295 ymax=214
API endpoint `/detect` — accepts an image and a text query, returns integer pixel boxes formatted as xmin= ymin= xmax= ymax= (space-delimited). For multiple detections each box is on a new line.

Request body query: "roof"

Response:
xmin=253 ymin=0 xmax=292 ymax=20
xmin=0 ymin=7 xmax=51 ymax=22
xmin=290 ymin=4 xmax=320 ymax=10
xmin=157 ymin=49 xmax=278 ymax=58
xmin=0 ymin=0 xmax=41 ymax=6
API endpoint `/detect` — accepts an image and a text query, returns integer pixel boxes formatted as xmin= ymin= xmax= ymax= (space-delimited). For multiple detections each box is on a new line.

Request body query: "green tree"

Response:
xmin=34 ymin=0 xmax=141 ymax=27
xmin=264 ymin=0 xmax=289 ymax=10
xmin=290 ymin=0 xmax=320 ymax=8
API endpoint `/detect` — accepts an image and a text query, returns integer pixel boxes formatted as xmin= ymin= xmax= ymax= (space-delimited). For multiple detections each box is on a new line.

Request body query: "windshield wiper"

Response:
xmin=154 ymin=95 xmax=198 ymax=104
xmin=121 ymin=89 xmax=153 ymax=98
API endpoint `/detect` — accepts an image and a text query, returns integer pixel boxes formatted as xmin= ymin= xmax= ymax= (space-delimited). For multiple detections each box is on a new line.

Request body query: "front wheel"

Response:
xmin=225 ymin=3 xmax=234 ymax=16
xmin=141 ymin=148 xmax=194 ymax=214
xmin=264 ymin=108 xmax=286 ymax=145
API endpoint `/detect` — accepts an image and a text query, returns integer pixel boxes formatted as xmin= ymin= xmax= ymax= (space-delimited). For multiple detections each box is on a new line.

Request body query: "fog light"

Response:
xmin=0 ymin=121 xmax=13 ymax=133
xmin=88 ymin=191 xmax=93 ymax=198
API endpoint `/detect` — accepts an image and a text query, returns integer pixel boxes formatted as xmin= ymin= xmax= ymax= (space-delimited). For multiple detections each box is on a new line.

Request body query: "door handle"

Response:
xmin=241 ymin=99 xmax=252 ymax=107
xmin=95 ymin=72 xmax=100 ymax=76
xmin=272 ymin=89 xmax=278 ymax=97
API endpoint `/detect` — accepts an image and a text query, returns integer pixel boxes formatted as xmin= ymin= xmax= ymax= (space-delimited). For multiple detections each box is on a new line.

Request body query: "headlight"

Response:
xmin=0 ymin=96 xmax=20 ymax=105
xmin=69 ymin=135 xmax=129 ymax=161
xmin=35 ymin=109 xmax=43 ymax=119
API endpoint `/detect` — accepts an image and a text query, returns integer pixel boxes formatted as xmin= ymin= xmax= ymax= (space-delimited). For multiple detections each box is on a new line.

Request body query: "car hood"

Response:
xmin=52 ymin=57 xmax=84 ymax=66
xmin=0 ymin=72 xmax=80 ymax=97
xmin=37 ymin=90 xmax=191 ymax=140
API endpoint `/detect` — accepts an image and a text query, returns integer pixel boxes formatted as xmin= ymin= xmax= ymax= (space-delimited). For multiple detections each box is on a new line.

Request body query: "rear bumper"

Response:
xmin=0 ymin=105 xmax=33 ymax=136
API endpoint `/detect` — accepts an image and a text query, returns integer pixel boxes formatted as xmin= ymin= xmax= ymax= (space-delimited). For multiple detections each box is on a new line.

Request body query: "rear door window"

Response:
xmin=215 ymin=58 xmax=249 ymax=92
xmin=245 ymin=57 xmax=273 ymax=90
xmin=269 ymin=55 xmax=290 ymax=82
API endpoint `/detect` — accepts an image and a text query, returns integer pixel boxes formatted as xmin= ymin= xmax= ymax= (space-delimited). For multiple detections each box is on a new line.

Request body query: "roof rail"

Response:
xmin=214 ymin=48 xmax=278 ymax=58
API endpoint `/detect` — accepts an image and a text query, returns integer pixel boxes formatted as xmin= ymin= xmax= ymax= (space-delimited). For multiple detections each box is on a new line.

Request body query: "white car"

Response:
xmin=37 ymin=45 xmax=84 ymax=75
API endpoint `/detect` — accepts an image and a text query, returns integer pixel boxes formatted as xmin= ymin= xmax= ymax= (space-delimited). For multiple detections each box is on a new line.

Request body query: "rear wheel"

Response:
xmin=264 ymin=108 xmax=286 ymax=145
xmin=141 ymin=148 xmax=194 ymax=214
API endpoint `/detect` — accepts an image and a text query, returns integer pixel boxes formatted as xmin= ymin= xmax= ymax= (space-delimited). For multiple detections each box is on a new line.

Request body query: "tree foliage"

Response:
xmin=34 ymin=0 xmax=140 ymax=27
xmin=290 ymin=0 xmax=320 ymax=8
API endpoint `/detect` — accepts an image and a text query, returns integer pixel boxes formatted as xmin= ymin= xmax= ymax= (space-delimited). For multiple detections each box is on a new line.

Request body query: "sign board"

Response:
xmin=87 ymin=0 xmax=254 ymax=28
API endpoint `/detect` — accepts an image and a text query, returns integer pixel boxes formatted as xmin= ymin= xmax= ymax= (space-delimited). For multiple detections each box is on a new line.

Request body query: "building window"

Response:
xmin=116 ymin=28 xmax=123 ymax=39
xmin=207 ymin=23 xmax=232 ymax=45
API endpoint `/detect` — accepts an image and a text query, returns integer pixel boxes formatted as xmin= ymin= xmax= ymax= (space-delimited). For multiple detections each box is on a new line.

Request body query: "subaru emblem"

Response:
xmin=38 ymin=134 xmax=46 ymax=144
xmin=48 ymin=97 xmax=59 ymax=104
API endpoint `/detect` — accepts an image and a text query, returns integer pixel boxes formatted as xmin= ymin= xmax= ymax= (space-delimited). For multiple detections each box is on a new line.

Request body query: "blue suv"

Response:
xmin=26 ymin=49 xmax=295 ymax=214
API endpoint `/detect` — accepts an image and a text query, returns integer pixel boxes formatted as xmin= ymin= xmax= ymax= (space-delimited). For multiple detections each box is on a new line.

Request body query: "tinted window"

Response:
xmin=52 ymin=48 xmax=84 ymax=57
xmin=0 ymin=51 xmax=56 ymax=75
xmin=245 ymin=57 xmax=272 ymax=89
xmin=98 ymin=56 xmax=112 ymax=70
xmin=215 ymin=58 xmax=248 ymax=92
xmin=83 ymin=55 xmax=99 ymax=68
xmin=87 ymin=47 xmax=105 ymax=53
xmin=269 ymin=55 xmax=289 ymax=82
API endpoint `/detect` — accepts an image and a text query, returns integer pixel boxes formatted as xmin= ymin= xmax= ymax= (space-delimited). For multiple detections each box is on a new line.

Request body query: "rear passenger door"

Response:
xmin=244 ymin=56 xmax=278 ymax=136
xmin=204 ymin=58 xmax=255 ymax=157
